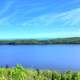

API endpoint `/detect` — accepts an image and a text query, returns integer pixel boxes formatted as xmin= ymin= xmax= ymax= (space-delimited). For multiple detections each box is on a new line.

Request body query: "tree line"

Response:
xmin=0 ymin=37 xmax=80 ymax=44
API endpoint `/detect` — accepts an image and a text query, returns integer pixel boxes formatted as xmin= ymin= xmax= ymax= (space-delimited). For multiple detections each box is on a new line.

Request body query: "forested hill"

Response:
xmin=0 ymin=37 xmax=80 ymax=44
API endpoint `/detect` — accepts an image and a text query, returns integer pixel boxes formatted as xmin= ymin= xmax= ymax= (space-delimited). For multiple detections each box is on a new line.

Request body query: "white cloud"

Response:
xmin=21 ymin=8 xmax=80 ymax=38
xmin=22 ymin=7 xmax=80 ymax=29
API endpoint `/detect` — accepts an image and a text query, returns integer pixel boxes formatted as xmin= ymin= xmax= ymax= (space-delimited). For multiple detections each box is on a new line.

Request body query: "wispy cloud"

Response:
xmin=21 ymin=8 xmax=80 ymax=38
xmin=0 ymin=0 xmax=80 ymax=39
xmin=0 ymin=0 xmax=15 ymax=16
xmin=0 ymin=13 xmax=16 ymax=22
xmin=0 ymin=0 xmax=16 ymax=26
xmin=22 ymin=8 xmax=80 ymax=29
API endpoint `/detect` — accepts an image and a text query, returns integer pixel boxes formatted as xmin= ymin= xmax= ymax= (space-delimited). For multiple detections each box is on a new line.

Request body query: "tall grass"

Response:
xmin=0 ymin=64 xmax=80 ymax=80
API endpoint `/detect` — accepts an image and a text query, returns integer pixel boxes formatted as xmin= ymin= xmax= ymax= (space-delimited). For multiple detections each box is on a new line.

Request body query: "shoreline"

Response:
xmin=0 ymin=37 xmax=80 ymax=44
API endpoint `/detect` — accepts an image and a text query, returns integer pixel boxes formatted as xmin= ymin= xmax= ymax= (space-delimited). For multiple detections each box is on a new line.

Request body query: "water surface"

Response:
xmin=0 ymin=45 xmax=80 ymax=70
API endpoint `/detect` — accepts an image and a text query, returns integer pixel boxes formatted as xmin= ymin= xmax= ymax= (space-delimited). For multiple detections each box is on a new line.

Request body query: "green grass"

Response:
xmin=1 ymin=37 xmax=80 ymax=44
xmin=0 ymin=64 xmax=80 ymax=80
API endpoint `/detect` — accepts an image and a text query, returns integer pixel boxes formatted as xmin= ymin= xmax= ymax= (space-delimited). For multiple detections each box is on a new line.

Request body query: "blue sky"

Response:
xmin=0 ymin=0 xmax=80 ymax=39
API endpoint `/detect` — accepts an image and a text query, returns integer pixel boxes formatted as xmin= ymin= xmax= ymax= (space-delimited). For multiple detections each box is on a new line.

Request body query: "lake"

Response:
xmin=0 ymin=45 xmax=80 ymax=71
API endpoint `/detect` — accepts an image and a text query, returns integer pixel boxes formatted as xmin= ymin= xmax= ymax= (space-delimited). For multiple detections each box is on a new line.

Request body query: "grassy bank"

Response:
xmin=0 ymin=64 xmax=80 ymax=80
xmin=0 ymin=37 xmax=80 ymax=44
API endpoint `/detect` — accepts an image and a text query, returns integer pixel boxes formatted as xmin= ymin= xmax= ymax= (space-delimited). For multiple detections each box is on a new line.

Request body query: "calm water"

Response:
xmin=0 ymin=45 xmax=80 ymax=70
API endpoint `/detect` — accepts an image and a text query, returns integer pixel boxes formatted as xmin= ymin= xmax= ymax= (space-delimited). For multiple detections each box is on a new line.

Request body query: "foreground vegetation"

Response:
xmin=0 ymin=37 xmax=80 ymax=44
xmin=0 ymin=64 xmax=80 ymax=80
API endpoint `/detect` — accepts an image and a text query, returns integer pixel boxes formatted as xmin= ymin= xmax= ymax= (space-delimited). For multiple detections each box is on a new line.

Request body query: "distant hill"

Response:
xmin=0 ymin=37 xmax=80 ymax=44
